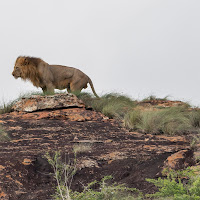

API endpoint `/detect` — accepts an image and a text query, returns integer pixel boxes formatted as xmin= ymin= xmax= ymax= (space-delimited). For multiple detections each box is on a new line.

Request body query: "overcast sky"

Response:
xmin=0 ymin=0 xmax=200 ymax=106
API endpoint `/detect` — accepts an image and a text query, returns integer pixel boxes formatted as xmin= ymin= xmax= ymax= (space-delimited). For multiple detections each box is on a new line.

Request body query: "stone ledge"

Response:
xmin=12 ymin=93 xmax=85 ymax=112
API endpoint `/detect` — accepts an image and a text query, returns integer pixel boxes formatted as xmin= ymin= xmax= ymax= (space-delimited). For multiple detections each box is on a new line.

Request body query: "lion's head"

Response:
xmin=12 ymin=56 xmax=42 ymax=87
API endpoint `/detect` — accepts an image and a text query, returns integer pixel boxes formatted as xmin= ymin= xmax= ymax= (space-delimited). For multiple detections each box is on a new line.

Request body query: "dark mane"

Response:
xmin=15 ymin=56 xmax=44 ymax=87
xmin=27 ymin=57 xmax=43 ymax=66
xmin=17 ymin=56 xmax=43 ymax=67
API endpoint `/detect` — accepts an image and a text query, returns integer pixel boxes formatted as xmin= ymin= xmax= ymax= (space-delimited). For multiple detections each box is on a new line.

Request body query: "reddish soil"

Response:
xmin=0 ymin=106 xmax=191 ymax=200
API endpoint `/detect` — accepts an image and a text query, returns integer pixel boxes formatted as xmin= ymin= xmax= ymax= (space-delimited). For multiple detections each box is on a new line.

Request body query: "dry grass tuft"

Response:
xmin=73 ymin=144 xmax=92 ymax=154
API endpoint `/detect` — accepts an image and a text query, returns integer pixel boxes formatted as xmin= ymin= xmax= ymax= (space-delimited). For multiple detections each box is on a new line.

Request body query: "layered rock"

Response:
xmin=0 ymin=94 xmax=197 ymax=199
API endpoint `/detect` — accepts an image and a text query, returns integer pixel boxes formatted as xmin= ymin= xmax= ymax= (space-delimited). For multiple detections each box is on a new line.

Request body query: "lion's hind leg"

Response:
xmin=70 ymin=81 xmax=85 ymax=94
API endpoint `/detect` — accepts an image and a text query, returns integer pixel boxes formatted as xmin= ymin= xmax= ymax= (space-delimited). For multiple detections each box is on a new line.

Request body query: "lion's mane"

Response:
xmin=15 ymin=56 xmax=42 ymax=87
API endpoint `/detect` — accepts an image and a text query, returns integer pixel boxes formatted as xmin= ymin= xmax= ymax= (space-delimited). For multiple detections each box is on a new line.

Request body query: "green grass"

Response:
xmin=0 ymin=101 xmax=15 ymax=114
xmin=124 ymin=107 xmax=194 ymax=135
xmin=78 ymin=93 xmax=137 ymax=119
xmin=77 ymin=92 xmax=200 ymax=136
xmin=189 ymin=110 xmax=200 ymax=128
xmin=124 ymin=109 xmax=142 ymax=130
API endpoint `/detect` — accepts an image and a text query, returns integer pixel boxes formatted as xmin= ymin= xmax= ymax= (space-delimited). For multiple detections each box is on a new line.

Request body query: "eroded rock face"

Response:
xmin=0 ymin=95 xmax=196 ymax=199
xmin=12 ymin=93 xmax=85 ymax=112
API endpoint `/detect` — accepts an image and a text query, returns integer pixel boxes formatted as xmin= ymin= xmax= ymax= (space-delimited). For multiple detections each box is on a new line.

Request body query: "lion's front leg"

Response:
xmin=44 ymin=83 xmax=55 ymax=95
xmin=42 ymin=87 xmax=47 ymax=93
xmin=66 ymin=83 xmax=71 ymax=93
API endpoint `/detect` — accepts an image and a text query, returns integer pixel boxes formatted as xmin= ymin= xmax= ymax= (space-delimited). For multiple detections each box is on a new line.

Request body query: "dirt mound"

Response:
xmin=0 ymin=94 xmax=193 ymax=199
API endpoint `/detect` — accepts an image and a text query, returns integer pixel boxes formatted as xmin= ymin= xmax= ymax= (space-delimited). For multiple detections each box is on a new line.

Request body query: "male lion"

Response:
xmin=12 ymin=56 xmax=99 ymax=98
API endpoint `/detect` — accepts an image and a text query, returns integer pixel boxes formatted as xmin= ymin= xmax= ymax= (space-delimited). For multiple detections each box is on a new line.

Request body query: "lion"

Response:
xmin=12 ymin=56 xmax=99 ymax=98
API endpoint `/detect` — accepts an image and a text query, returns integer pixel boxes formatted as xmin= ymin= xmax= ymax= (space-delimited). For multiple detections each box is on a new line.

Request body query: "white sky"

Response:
xmin=0 ymin=0 xmax=200 ymax=106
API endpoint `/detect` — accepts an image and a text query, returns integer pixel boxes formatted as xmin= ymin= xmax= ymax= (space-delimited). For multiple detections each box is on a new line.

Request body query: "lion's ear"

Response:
xmin=24 ymin=58 xmax=29 ymax=65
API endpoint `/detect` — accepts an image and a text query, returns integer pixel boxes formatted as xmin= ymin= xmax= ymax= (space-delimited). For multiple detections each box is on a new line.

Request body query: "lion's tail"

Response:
xmin=88 ymin=77 xmax=99 ymax=98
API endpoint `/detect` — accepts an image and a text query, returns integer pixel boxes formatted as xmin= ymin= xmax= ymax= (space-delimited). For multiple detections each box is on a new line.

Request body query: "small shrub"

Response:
xmin=45 ymin=151 xmax=143 ymax=200
xmin=146 ymin=168 xmax=200 ymax=200
xmin=71 ymin=176 xmax=143 ymax=200
xmin=45 ymin=151 xmax=77 ymax=200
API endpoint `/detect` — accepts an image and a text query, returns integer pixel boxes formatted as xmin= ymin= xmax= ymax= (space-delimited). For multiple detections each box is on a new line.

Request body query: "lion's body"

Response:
xmin=12 ymin=56 xmax=99 ymax=97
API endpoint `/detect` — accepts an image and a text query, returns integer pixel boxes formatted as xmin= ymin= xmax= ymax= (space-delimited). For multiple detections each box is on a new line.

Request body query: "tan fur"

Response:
xmin=12 ymin=56 xmax=99 ymax=98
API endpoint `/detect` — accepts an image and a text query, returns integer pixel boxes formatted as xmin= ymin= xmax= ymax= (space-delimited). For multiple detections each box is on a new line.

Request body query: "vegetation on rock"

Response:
xmin=0 ymin=101 xmax=14 ymax=114
xmin=77 ymin=92 xmax=200 ymax=136
xmin=1 ymin=91 xmax=200 ymax=199
xmin=45 ymin=151 xmax=143 ymax=200
xmin=146 ymin=167 xmax=200 ymax=200
xmin=2 ymin=91 xmax=200 ymax=136
xmin=46 ymin=151 xmax=200 ymax=200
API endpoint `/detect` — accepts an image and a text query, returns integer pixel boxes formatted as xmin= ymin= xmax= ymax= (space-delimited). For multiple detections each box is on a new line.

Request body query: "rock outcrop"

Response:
xmin=0 ymin=94 xmax=196 ymax=200
xmin=12 ymin=93 xmax=85 ymax=112
xmin=163 ymin=149 xmax=195 ymax=170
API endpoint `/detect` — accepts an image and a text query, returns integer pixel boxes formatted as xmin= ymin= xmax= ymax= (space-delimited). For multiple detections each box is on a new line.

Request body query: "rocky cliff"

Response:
xmin=0 ymin=94 xmax=196 ymax=200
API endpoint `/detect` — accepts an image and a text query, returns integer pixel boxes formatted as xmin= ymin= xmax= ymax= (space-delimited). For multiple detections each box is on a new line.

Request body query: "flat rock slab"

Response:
xmin=12 ymin=93 xmax=85 ymax=112
xmin=0 ymin=103 xmax=191 ymax=200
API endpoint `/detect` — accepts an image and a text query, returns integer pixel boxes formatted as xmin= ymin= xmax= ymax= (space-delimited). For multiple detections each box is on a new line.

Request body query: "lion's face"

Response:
xmin=12 ymin=65 xmax=22 ymax=79
xmin=12 ymin=57 xmax=26 ymax=79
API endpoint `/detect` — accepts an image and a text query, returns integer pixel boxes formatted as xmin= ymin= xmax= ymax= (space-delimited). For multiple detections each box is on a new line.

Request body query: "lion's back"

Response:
xmin=47 ymin=65 xmax=75 ymax=82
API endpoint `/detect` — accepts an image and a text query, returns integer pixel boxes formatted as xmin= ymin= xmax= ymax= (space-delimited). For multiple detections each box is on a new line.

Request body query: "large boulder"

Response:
xmin=163 ymin=149 xmax=196 ymax=170
xmin=12 ymin=93 xmax=85 ymax=112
